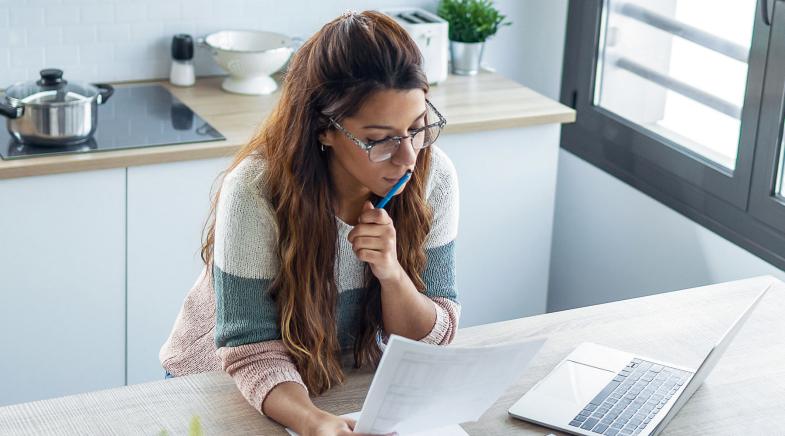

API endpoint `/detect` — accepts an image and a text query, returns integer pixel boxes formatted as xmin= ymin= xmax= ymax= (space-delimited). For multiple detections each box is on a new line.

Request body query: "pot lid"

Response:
xmin=4 ymin=69 xmax=99 ymax=105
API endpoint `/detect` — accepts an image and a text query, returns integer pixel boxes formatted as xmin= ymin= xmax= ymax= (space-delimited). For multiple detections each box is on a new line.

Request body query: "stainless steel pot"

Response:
xmin=0 ymin=69 xmax=114 ymax=145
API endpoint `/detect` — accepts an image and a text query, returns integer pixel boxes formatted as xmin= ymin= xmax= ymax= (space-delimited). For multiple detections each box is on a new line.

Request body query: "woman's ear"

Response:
xmin=318 ymin=130 xmax=334 ymax=148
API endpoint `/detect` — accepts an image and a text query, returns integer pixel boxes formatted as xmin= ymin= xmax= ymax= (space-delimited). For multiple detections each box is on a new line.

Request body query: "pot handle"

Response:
xmin=94 ymin=83 xmax=114 ymax=105
xmin=195 ymin=36 xmax=217 ymax=55
xmin=0 ymin=102 xmax=23 ymax=119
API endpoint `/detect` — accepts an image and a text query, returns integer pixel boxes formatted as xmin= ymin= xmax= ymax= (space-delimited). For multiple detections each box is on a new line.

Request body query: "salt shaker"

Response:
xmin=170 ymin=34 xmax=195 ymax=87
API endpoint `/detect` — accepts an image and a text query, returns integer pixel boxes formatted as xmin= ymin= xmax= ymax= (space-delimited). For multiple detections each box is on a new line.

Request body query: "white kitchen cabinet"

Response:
xmin=0 ymin=168 xmax=126 ymax=406
xmin=126 ymin=156 xmax=231 ymax=384
xmin=443 ymin=125 xmax=560 ymax=327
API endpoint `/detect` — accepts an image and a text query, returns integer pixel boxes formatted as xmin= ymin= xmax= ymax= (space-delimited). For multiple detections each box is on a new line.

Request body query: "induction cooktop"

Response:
xmin=0 ymin=84 xmax=225 ymax=160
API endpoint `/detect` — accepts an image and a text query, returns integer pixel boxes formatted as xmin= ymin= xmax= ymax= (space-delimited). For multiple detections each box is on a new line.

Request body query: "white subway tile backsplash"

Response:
xmin=27 ymin=26 xmax=64 ymax=47
xmin=118 ymin=60 xmax=169 ymax=81
xmin=1 ymin=30 xmax=25 ymax=49
xmin=27 ymin=0 xmax=64 ymax=7
xmin=97 ymin=23 xmax=130 ymax=43
xmin=79 ymin=3 xmax=114 ymax=25
xmin=45 ymin=44 xmax=80 ymax=67
xmin=180 ymin=0 xmax=213 ymax=22
xmin=79 ymin=42 xmax=113 ymax=64
xmin=11 ymin=47 xmax=45 ymax=69
xmin=0 ymin=8 xmax=9 ymax=27
xmin=45 ymin=5 xmax=80 ymax=26
xmin=4 ymin=68 xmax=32 ymax=85
xmin=95 ymin=63 xmax=121 ymax=83
xmin=161 ymin=23 xmax=199 ymax=49
xmin=215 ymin=0 xmax=246 ymax=23
xmin=130 ymin=22 xmax=164 ymax=41
xmin=170 ymin=23 xmax=198 ymax=41
xmin=62 ymin=64 xmax=99 ymax=82
xmin=10 ymin=7 xmax=44 ymax=27
xmin=61 ymin=25 xmax=97 ymax=45
xmin=146 ymin=2 xmax=181 ymax=22
xmin=0 ymin=47 xmax=9 ymax=70
xmin=115 ymin=3 xmax=147 ymax=23
xmin=114 ymin=42 xmax=153 ymax=63
xmin=0 ymin=0 xmax=434 ymax=86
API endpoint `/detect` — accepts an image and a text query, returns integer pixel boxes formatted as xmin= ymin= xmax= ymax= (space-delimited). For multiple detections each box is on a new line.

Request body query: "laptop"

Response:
xmin=508 ymin=283 xmax=772 ymax=436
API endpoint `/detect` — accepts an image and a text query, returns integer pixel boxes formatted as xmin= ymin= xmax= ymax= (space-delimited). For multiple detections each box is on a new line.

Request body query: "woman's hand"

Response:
xmin=347 ymin=201 xmax=403 ymax=283
xmin=303 ymin=409 xmax=397 ymax=436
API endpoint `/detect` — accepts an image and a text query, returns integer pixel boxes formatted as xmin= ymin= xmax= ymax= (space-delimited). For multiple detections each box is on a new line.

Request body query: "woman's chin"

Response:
xmin=376 ymin=185 xmax=406 ymax=199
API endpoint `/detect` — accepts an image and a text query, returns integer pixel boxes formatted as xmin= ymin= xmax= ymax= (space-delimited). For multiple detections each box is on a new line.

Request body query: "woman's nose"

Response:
xmin=391 ymin=137 xmax=417 ymax=166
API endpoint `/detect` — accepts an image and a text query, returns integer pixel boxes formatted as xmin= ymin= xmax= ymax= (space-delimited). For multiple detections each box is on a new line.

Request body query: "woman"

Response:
xmin=160 ymin=10 xmax=460 ymax=436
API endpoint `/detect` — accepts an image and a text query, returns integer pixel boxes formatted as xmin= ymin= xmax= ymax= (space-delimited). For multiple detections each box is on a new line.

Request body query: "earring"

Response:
xmin=320 ymin=143 xmax=327 ymax=152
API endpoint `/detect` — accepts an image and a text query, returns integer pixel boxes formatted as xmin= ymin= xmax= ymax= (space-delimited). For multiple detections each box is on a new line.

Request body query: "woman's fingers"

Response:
xmin=357 ymin=206 xmax=393 ymax=225
xmin=355 ymin=248 xmax=383 ymax=263
xmin=347 ymin=223 xmax=391 ymax=243
xmin=351 ymin=236 xmax=389 ymax=252
xmin=337 ymin=416 xmax=398 ymax=436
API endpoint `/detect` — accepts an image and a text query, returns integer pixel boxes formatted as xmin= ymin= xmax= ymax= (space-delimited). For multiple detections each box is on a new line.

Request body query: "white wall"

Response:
xmin=548 ymin=151 xmax=785 ymax=311
xmin=481 ymin=0 xmax=568 ymax=99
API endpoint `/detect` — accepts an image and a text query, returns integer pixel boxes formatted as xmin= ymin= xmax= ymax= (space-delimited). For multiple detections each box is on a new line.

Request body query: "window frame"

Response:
xmin=561 ymin=0 xmax=785 ymax=271
xmin=750 ymin=1 xmax=785 ymax=232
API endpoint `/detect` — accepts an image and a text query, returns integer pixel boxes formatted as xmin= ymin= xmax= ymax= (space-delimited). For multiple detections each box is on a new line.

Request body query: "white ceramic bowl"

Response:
xmin=200 ymin=30 xmax=296 ymax=95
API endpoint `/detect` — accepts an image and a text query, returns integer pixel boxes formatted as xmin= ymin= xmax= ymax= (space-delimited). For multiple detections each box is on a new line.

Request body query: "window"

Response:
xmin=562 ymin=0 xmax=785 ymax=271
xmin=594 ymin=0 xmax=755 ymax=171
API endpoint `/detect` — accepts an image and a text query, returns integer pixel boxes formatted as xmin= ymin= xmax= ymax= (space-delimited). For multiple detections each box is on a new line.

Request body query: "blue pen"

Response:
xmin=375 ymin=170 xmax=412 ymax=208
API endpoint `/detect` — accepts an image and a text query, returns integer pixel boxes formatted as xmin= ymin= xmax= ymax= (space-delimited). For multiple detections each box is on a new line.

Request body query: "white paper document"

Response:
xmin=285 ymin=334 xmax=545 ymax=436
xmin=286 ymin=411 xmax=469 ymax=436
xmin=358 ymin=334 xmax=545 ymax=434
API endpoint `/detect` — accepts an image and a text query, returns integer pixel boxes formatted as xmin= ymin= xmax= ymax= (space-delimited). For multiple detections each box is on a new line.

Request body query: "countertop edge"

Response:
xmin=0 ymin=73 xmax=575 ymax=180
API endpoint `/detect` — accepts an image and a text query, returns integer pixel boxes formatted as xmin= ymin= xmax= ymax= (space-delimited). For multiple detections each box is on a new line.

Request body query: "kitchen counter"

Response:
xmin=0 ymin=71 xmax=574 ymax=179
xmin=1 ymin=276 xmax=782 ymax=435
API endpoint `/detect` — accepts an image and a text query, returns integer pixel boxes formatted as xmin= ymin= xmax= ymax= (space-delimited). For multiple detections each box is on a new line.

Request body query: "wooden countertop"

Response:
xmin=1 ymin=276 xmax=782 ymax=435
xmin=0 ymin=71 xmax=575 ymax=180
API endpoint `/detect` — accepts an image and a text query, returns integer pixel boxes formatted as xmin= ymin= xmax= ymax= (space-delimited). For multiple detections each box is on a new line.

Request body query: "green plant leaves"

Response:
xmin=189 ymin=416 xmax=204 ymax=436
xmin=437 ymin=0 xmax=512 ymax=43
xmin=157 ymin=415 xmax=203 ymax=436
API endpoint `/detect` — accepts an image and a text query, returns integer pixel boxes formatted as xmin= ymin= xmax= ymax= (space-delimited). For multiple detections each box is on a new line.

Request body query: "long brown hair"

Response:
xmin=201 ymin=10 xmax=433 ymax=395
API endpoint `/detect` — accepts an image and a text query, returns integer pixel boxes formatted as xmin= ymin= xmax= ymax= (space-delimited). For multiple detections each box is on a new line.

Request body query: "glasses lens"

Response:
xmin=422 ymin=124 xmax=441 ymax=148
xmin=420 ymin=103 xmax=443 ymax=148
xmin=369 ymin=139 xmax=399 ymax=162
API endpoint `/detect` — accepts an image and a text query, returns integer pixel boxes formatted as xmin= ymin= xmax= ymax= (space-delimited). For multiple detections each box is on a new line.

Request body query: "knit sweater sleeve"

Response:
xmin=376 ymin=147 xmax=461 ymax=351
xmin=418 ymin=146 xmax=461 ymax=345
xmin=212 ymin=157 xmax=306 ymax=415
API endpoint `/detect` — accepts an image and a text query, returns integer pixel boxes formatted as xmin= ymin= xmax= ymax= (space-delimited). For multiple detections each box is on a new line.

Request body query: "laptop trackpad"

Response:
xmin=532 ymin=360 xmax=615 ymax=408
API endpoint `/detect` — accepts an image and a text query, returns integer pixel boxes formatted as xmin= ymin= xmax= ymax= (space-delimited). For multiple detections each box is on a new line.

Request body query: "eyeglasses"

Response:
xmin=328 ymin=98 xmax=447 ymax=163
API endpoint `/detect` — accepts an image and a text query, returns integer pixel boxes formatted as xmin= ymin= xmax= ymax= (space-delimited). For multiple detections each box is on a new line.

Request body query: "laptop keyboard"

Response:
xmin=567 ymin=358 xmax=691 ymax=436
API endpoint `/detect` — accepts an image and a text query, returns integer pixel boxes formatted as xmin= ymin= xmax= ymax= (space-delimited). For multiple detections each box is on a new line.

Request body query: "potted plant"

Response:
xmin=437 ymin=0 xmax=511 ymax=75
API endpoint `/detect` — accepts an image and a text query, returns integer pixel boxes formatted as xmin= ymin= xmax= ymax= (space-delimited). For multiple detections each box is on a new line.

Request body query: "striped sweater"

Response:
xmin=159 ymin=145 xmax=461 ymax=415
